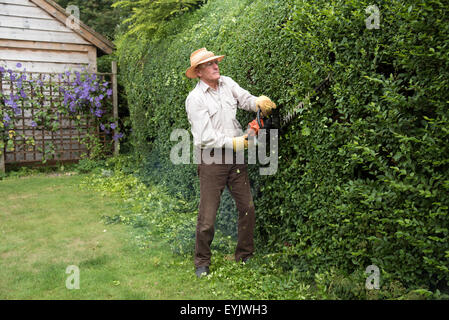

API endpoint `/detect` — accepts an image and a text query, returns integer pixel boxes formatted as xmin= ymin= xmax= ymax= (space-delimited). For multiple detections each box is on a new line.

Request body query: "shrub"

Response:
xmin=116 ymin=0 xmax=449 ymax=291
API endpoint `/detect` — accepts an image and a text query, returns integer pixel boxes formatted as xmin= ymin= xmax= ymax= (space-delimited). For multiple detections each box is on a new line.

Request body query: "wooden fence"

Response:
xmin=0 ymin=61 xmax=119 ymax=172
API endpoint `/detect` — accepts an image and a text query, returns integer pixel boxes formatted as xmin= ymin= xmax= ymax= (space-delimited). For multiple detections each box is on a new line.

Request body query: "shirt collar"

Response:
xmin=198 ymin=77 xmax=223 ymax=93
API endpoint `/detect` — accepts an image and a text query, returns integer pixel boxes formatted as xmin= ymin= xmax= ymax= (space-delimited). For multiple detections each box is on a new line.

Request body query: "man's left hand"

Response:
xmin=256 ymin=95 xmax=277 ymax=117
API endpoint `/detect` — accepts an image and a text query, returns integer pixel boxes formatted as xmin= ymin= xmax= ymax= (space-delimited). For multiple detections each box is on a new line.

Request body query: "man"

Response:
xmin=185 ymin=48 xmax=276 ymax=278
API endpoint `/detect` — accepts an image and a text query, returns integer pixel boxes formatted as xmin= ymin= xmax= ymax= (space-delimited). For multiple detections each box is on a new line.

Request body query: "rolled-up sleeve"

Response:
xmin=186 ymin=94 xmax=234 ymax=149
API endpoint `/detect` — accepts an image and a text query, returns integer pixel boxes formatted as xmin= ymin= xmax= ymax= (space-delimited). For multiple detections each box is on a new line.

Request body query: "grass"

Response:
xmin=2 ymin=166 xmax=436 ymax=300
xmin=0 ymin=173 xmax=232 ymax=299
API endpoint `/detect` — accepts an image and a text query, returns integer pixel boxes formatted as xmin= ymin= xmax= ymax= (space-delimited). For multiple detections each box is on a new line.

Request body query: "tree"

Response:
xmin=54 ymin=0 xmax=122 ymax=41
xmin=112 ymin=0 xmax=207 ymax=39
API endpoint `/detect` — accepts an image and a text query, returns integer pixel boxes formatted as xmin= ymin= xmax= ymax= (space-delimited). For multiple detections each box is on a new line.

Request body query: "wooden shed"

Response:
xmin=0 ymin=0 xmax=114 ymax=73
xmin=0 ymin=0 xmax=118 ymax=172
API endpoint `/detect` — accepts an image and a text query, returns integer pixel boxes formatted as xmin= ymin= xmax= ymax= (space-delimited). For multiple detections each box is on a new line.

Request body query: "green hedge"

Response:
xmin=117 ymin=0 xmax=449 ymax=290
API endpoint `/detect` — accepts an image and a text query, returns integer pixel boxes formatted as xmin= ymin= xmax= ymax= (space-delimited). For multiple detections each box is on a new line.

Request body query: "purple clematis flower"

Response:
xmin=112 ymin=132 xmax=124 ymax=141
xmin=94 ymin=109 xmax=103 ymax=117
xmin=69 ymin=101 xmax=76 ymax=112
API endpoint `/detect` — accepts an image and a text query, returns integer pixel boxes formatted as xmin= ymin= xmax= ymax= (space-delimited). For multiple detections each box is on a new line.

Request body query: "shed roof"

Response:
xmin=29 ymin=0 xmax=115 ymax=54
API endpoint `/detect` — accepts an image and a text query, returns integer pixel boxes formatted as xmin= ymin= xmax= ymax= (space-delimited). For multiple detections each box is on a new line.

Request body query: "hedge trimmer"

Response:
xmin=247 ymin=72 xmax=333 ymax=138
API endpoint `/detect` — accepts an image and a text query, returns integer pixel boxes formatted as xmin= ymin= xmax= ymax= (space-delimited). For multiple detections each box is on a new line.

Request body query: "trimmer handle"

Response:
xmin=257 ymin=108 xmax=264 ymax=130
xmin=247 ymin=108 xmax=265 ymax=137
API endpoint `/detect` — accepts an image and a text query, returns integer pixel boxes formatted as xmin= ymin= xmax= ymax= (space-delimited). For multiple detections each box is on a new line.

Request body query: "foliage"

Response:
xmin=73 ymin=158 xmax=104 ymax=174
xmin=53 ymin=0 xmax=121 ymax=41
xmin=112 ymin=0 xmax=207 ymax=42
xmin=273 ymin=0 xmax=449 ymax=291
xmin=82 ymin=157 xmax=449 ymax=299
xmin=79 ymin=133 xmax=106 ymax=161
xmin=80 ymin=157 xmax=315 ymax=299
xmin=52 ymin=0 xmax=132 ymax=152
xmin=0 ymin=64 xmax=122 ymax=163
xmin=116 ymin=0 xmax=449 ymax=293
xmin=81 ymin=155 xmax=233 ymax=256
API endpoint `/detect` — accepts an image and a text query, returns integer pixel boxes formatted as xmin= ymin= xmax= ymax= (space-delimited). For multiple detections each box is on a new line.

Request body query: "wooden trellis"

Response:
xmin=0 ymin=62 xmax=119 ymax=171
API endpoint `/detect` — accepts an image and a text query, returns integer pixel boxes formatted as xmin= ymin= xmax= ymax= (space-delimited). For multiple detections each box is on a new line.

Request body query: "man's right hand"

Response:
xmin=232 ymin=134 xmax=248 ymax=152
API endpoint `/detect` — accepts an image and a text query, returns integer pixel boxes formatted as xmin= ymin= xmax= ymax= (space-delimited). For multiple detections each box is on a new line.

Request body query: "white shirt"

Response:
xmin=185 ymin=76 xmax=258 ymax=149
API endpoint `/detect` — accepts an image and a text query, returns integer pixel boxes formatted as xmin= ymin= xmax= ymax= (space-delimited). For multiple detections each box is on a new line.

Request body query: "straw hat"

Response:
xmin=185 ymin=48 xmax=225 ymax=79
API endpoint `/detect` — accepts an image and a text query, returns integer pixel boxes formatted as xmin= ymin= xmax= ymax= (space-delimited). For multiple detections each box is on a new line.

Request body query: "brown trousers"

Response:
xmin=195 ymin=149 xmax=255 ymax=267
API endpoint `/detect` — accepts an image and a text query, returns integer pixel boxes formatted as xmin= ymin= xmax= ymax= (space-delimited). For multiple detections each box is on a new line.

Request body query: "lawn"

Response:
xmin=1 ymin=169 xmax=431 ymax=301
xmin=0 ymin=173 xmax=229 ymax=299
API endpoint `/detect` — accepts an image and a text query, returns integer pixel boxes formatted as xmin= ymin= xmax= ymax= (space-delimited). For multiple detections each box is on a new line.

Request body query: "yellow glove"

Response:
xmin=232 ymin=134 xmax=248 ymax=152
xmin=256 ymin=95 xmax=277 ymax=117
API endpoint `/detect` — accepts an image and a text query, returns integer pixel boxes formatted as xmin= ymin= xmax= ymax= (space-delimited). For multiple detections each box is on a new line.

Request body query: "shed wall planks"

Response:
xmin=0 ymin=2 xmax=58 ymax=19
xmin=0 ymin=27 xmax=90 ymax=45
xmin=0 ymin=0 xmax=34 ymax=6
xmin=0 ymin=0 xmax=97 ymax=74
xmin=0 ymin=15 xmax=80 ymax=33
xmin=0 ymin=48 xmax=90 ymax=64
